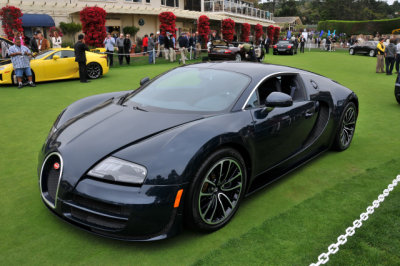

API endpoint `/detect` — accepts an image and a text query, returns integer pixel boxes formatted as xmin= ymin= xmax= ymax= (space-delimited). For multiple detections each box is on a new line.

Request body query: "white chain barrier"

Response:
xmin=310 ymin=174 xmax=400 ymax=266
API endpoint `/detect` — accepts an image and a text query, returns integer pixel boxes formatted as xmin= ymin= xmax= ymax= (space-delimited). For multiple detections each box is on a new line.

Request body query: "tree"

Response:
xmin=79 ymin=7 xmax=107 ymax=47
xmin=123 ymin=26 xmax=139 ymax=37
xmin=0 ymin=6 xmax=23 ymax=40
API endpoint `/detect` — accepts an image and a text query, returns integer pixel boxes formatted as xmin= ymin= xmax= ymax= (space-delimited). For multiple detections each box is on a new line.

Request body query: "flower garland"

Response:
xmin=255 ymin=24 xmax=263 ymax=44
xmin=198 ymin=15 xmax=210 ymax=45
xmin=0 ymin=6 xmax=23 ymax=40
xmin=241 ymin=23 xmax=250 ymax=42
xmin=79 ymin=7 xmax=107 ymax=47
xmin=267 ymin=25 xmax=275 ymax=44
xmin=274 ymin=26 xmax=281 ymax=44
xmin=222 ymin=18 xmax=235 ymax=43
xmin=159 ymin=12 xmax=176 ymax=37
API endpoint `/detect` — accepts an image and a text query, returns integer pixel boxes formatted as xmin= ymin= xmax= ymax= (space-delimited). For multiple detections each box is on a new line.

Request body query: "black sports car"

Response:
xmin=273 ymin=40 xmax=297 ymax=55
xmin=349 ymin=41 xmax=378 ymax=57
xmin=208 ymin=40 xmax=265 ymax=62
xmin=395 ymin=73 xmax=400 ymax=104
xmin=38 ymin=62 xmax=358 ymax=241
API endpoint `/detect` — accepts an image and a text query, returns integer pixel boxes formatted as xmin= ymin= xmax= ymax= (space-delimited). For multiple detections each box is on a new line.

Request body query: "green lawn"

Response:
xmin=0 ymin=50 xmax=399 ymax=265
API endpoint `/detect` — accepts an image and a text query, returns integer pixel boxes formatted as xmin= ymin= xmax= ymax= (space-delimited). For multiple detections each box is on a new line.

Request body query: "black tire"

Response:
xmin=290 ymin=49 xmax=294 ymax=55
xmin=185 ymin=148 xmax=247 ymax=232
xmin=332 ymin=102 xmax=357 ymax=151
xmin=369 ymin=50 xmax=375 ymax=57
xmin=258 ymin=55 xmax=265 ymax=62
xmin=87 ymin=62 xmax=102 ymax=79
xmin=349 ymin=48 xmax=354 ymax=55
xmin=235 ymin=53 xmax=242 ymax=62
xmin=395 ymin=86 xmax=400 ymax=104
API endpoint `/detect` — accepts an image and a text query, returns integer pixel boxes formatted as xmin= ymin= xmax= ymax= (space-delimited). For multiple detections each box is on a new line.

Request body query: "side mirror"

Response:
xmin=265 ymin=92 xmax=293 ymax=108
xmin=53 ymin=55 xmax=60 ymax=60
xmin=140 ymin=77 xmax=150 ymax=86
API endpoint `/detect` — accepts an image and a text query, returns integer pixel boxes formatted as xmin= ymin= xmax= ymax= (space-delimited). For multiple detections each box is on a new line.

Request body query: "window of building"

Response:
xmin=162 ymin=0 xmax=179 ymax=7
xmin=125 ymin=0 xmax=143 ymax=3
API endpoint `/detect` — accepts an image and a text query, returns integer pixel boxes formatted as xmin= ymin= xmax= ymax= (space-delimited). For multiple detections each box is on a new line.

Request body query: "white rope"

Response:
xmin=310 ymin=174 xmax=400 ymax=266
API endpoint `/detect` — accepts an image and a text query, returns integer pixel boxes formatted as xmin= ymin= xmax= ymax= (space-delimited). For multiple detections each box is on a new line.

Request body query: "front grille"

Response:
xmin=72 ymin=194 xmax=130 ymax=217
xmin=40 ymin=153 xmax=62 ymax=208
xmin=70 ymin=207 xmax=126 ymax=230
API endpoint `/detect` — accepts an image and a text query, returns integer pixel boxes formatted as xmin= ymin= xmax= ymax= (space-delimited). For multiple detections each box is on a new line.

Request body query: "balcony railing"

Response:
xmin=204 ymin=0 xmax=273 ymax=21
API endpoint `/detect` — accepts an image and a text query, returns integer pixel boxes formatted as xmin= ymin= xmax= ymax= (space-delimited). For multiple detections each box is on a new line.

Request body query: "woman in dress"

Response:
xmin=51 ymin=31 xmax=62 ymax=48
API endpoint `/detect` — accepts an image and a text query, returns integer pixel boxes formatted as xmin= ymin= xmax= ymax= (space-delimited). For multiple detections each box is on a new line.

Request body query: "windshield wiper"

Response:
xmin=132 ymin=105 xmax=148 ymax=112
xmin=117 ymin=92 xmax=131 ymax=105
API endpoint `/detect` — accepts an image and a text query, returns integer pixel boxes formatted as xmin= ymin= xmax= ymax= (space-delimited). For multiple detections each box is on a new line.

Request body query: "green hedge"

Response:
xmin=317 ymin=17 xmax=400 ymax=35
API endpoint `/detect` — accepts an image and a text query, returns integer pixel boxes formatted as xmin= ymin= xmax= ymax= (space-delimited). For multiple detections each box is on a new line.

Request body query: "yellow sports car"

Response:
xmin=0 ymin=38 xmax=109 ymax=85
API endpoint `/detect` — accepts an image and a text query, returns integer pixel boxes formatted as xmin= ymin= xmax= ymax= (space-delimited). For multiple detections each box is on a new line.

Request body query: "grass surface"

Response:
xmin=0 ymin=49 xmax=399 ymax=265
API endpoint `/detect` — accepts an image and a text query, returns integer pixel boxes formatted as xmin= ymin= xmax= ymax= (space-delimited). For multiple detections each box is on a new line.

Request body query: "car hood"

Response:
xmin=50 ymin=102 xmax=205 ymax=181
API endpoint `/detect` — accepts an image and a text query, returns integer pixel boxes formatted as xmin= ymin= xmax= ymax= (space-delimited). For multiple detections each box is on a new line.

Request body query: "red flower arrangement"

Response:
xmin=79 ymin=7 xmax=107 ymax=47
xmin=49 ymin=26 xmax=63 ymax=37
xmin=197 ymin=15 xmax=210 ymax=46
xmin=159 ymin=12 xmax=176 ymax=37
xmin=274 ymin=26 xmax=281 ymax=44
xmin=0 ymin=6 xmax=23 ymax=40
xmin=221 ymin=18 xmax=235 ymax=43
xmin=255 ymin=24 xmax=263 ymax=44
xmin=241 ymin=23 xmax=250 ymax=42
xmin=267 ymin=25 xmax=275 ymax=44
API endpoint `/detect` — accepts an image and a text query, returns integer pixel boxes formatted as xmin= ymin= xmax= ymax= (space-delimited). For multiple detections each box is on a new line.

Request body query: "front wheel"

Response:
xmin=87 ymin=62 xmax=102 ymax=79
xmin=186 ymin=148 xmax=247 ymax=232
xmin=369 ymin=50 xmax=375 ymax=57
xmin=332 ymin=102 xmax=357 ymax=151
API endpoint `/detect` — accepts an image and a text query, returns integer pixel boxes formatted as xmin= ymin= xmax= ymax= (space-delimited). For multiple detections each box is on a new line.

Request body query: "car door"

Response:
xmin=42 ymin=50 xmax=78 ymax=80
xmin=246 ymin=74 xmax=319 ymax=175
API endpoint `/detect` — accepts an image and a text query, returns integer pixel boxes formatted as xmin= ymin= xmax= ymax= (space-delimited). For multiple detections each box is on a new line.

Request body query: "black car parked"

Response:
xmin=273 ymin=40 xmax=297 ymax=55
xmin=395 ymin=73 xmax=400 ymax=104
xmin=349 ymin=41 xmax=378 ymax=57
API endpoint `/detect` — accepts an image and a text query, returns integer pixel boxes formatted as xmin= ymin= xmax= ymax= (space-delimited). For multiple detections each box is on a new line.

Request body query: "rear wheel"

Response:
xmin=87 ymin=62 xmax=102 ymax=79
xmin=369 ymin=50 xmax=375 ymax=57
xmin=333 ymin=102 xmax=357 ymax=151
xmin=349 ymin=48 xmax=355 ymax=55
xmin=235 ymin=53 xmax=242 ymax=62
xmin=186 ymin=148 xmax=247 ymax=232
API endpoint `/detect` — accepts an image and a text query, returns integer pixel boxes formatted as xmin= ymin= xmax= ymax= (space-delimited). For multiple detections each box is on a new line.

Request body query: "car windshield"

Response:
xmin=126 ymin=67 xmax=251 ymax=113
xmin=34 ymin=50 xmax=55 ymax=59
xmin=278 ymin=41 xmax=290 ymax=44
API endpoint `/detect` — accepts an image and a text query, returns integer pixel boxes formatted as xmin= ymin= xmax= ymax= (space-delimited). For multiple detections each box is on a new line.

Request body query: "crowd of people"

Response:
xmin=375 ymin=37 xmax=400 ymax=75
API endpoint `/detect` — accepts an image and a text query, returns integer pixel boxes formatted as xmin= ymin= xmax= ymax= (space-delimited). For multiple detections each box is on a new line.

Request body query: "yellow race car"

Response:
xmin=0 ymin=39 xmax=109 ymax=85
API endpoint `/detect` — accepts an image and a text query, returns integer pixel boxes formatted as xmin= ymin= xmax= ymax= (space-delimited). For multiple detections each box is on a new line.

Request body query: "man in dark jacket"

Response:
xmin=29 ymin=31 xmax=39 ymax=54
xmin=264 ymin=36 xmax=271 ymax=54
xmin=385 ymin=38 xmax=396 ymax=75
xmin=123 ymin=34 xmax=132 ymax=65
xmin=178 ymin=32 xmax=189 ymax=64
xmin=74 ymin=34 xmax=89 ymax=83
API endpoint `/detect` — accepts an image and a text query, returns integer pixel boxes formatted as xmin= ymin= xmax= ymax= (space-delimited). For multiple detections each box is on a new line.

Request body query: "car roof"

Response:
xmin=186 ymin=62 xmax=299 ymax=80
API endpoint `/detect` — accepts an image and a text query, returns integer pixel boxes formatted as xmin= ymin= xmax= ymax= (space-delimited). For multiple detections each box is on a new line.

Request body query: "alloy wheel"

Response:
xmin=339 ymin=105 xmax=356 ymax=148
xmin=87 ymin=63 xmax=102 ymax=79
xmin=198 ymin=158 xmax=244 ymax=225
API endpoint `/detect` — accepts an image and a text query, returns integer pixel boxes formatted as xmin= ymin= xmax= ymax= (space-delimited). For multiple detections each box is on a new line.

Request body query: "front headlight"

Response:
xmin=88 ymin=157 xmax=147 ymax=185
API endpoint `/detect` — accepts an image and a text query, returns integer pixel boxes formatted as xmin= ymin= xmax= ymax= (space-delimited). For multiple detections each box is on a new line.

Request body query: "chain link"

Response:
xmin=310 ymin=174 xmax=400 ymax=266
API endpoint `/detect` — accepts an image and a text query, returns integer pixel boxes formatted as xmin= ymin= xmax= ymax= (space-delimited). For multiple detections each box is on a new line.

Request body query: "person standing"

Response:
xmin=156 ymin=31 xmax=163 ymax=58
xmin=37 ymin=32 xmax=50 ymax=52
xmin=169 ymin=33 xmax=176 ymax=62
xmin=1 ymin=38 xmax=10 ymax=58
xmin=29 ymin=31 xmax=39 ymax=54
xmin=116 ymin=33 xmax=125 ymax=65
xmin=104 ymin=33 xmax=115 ymax=67
xmin=376 ymin=38 xmax=385 ymax=73
xmin=300 ymin=35 xmax=305 ymax=53
xmin=123 ymin=34 xmax=132 ymax=65
xmin=51 ymin=31 xmax=62 ymax=48
xmin=264 ymin=35 xmax=271 ymax=54
xmin=195 ymin=31 xmax=202 ymax=59
xmin=148 ymin=33 xmax=156 ymax=64
xmin=395 ymin=39 xmax=400 ymax=73
xmin=142 ymin=34 xmax=148 ymax=55
xmin=178 ymin=32 xmax=189 ymax=64
xmin=385 ymin=38 xmax=396 ymax=75
xmin=164 ymin=33 xmax=170 ymax=61
xmin=8 ymin=38 xmax=36 ymax=89
xmin=189 ymin=32 xmax=196 ymax=59
xmin=74 ymin=34 xmax=89 ymax=83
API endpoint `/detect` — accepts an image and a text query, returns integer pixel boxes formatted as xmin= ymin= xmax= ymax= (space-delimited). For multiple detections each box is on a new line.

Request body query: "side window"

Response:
xmin=46 ymin=51 xmax=61 ymax=60
xmin=61 ymin=50 xmax=75 ymax=58
xmin=245 ymin=90 xmax=259 ymax=109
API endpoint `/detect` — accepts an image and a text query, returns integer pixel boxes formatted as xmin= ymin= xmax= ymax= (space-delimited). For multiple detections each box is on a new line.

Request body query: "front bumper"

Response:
xmin=43 ymin=178 xmax=186 ymax=241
